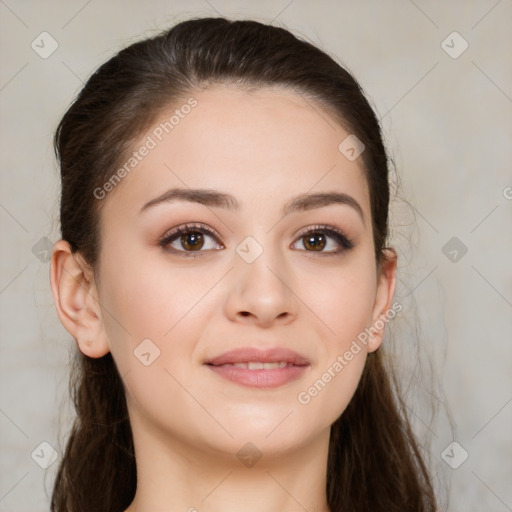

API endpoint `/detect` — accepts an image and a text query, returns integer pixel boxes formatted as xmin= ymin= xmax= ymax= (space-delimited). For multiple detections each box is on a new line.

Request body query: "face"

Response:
xmin=91 ymin=84 xmax=395 ymax=462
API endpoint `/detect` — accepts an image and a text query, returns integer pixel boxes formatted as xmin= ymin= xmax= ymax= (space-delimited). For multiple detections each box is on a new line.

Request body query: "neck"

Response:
xmin=124 ymin=418 xmax=332 ymax=512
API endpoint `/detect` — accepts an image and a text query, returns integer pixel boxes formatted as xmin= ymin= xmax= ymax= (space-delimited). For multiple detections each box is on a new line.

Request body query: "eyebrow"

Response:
xmin=140 ymin=187 xmax=365 ymax=224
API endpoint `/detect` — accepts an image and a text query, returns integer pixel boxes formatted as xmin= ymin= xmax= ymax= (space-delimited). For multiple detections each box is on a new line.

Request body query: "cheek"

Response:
xmin=96 ymin=248 xmax=218 ymax=441
xmin=96 ymin=244 xmax=211 ymax=373
xmin=295 ymin=261 xmax=377 ymax=421
xmin=100 ymin=242 xmax=211 ymax=335
xmin=315 ymin=262 xmax=377 ymax=349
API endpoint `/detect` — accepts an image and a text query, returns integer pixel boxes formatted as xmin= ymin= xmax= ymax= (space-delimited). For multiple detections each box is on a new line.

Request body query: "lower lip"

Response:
xmin=206 ymin=364 xmax=309 ymax=388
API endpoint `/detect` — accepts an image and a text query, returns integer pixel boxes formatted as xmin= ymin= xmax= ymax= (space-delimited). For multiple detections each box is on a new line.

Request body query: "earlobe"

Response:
xmin=367 ymin=248 xmax=398 ymax=353
xmin=49 ymin=239 xmax=110 ymax=358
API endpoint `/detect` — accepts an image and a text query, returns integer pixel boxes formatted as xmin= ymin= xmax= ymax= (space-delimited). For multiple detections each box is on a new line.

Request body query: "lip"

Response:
xmin=204 ymin=347 xmax=310 ymax=389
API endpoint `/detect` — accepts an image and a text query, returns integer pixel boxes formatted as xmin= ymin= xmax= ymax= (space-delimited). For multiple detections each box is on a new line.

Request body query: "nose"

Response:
xmin=224 ymin=244 xmax=298 ymax=328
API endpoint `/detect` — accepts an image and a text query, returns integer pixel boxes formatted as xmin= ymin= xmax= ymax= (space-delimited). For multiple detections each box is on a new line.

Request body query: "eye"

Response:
xmin=158 ymin=222 xmax=354 ymax=258
xmin=291 ymin=224 xmax=354 ymax=255
xmin=158 ymin=223 xmax=223 ymax=257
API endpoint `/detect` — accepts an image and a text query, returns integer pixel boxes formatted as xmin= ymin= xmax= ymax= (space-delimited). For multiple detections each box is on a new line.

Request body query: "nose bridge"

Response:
xmin=237 ymin=231 xmax=286 ymax=294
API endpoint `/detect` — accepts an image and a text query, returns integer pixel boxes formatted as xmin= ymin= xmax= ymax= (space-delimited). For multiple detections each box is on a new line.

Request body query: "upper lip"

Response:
xmin=205 ymin=347 xmax=310 ymax=366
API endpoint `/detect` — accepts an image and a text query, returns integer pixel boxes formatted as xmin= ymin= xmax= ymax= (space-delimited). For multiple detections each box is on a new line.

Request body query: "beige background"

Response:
xmin=1 ymin=1 xmax=511 ymax=510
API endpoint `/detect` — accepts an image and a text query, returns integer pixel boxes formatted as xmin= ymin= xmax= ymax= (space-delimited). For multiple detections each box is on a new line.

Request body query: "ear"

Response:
xmin=367 ymin=248 xmax=398 ymax=353
xmin=49 ymin=239 xmax=110 ymax=358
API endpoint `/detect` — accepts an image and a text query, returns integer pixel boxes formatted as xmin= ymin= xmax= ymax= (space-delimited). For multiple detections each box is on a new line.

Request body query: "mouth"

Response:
xmin=204 ymin=347 xmax=310 ymax=389
xmin=213 ymin=361 xmax=292 ymax=369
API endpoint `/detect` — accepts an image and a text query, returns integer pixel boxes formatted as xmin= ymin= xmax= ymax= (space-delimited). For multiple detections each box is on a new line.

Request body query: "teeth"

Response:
xmin=219 ymin=361 xmax=289 ymax=369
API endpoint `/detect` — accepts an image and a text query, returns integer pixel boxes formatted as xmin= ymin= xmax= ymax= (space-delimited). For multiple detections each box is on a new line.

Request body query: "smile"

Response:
xmin=204 ymin=347 xmax=310 ymax=388
xmin=214 ymin=361 xmax=290 ymax=369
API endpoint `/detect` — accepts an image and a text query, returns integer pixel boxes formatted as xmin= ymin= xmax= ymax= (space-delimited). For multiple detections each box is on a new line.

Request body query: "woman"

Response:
xmin=49 ymin=16 xmax=437 ymax=511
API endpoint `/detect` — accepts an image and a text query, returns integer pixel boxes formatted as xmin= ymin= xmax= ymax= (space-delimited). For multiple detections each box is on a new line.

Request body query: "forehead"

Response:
xmin=101 ymin=84 xmax=370 ymax=221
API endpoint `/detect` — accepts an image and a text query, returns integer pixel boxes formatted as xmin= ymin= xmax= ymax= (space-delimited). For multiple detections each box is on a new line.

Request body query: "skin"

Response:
xmin=50 ymin=84 xmax=397 ymax=512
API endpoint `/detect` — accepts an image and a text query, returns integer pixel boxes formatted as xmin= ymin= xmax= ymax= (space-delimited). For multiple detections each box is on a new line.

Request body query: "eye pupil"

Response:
xmin=304 ymin=233 xmax=326 ymax=251
xmin=182 ymin=232 xmax=204 ymax=251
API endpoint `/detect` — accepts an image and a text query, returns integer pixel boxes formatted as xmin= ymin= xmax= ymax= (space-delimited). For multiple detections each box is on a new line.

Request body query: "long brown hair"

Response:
xmin=51 ymin=16 xmax=437 ymax=511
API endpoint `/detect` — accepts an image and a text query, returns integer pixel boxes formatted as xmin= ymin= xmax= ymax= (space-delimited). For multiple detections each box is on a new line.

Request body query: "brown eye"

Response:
xmin=159 ymin=223 xmax=223 ymax=257
xmin=292 ymin=225 xmax=354 ymax=255
xmin=303 ymin=233 xmax=326 ymax=251
xmin=180 ymin=231 xmax=205 ymax=251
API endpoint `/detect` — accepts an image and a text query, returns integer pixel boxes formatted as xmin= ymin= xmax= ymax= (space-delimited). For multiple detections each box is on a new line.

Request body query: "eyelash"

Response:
xmin=158 ymin=222 xmax=354 ymax=258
